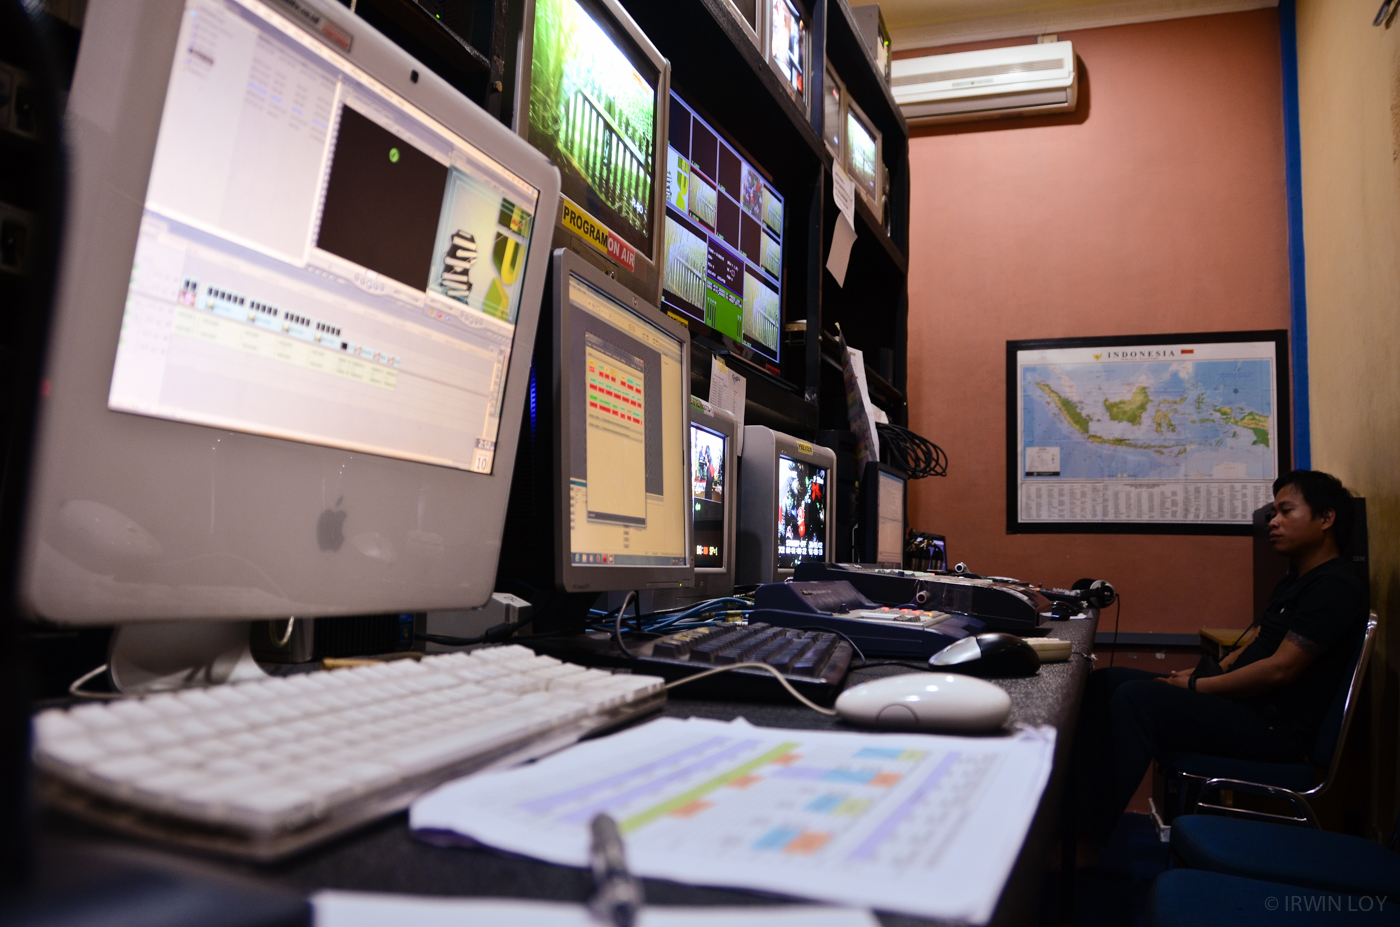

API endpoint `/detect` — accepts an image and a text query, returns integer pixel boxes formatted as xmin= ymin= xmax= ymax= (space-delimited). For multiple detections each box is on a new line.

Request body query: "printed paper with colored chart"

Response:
xmin=410 ymin=717 xmax=1055 ymax=925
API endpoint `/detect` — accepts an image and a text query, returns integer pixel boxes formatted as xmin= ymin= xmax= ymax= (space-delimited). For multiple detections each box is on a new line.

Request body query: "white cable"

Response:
xmin=664 ymin=662 xmax=839 ymax=716
xmin=68 ymin=663 xmax=124 ymax=700
xmin=270 ymin=617 xmax=296 ymax=648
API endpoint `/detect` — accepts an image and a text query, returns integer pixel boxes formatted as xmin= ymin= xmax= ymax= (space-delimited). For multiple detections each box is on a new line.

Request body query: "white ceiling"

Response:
xmin=881 ymin=0 xmax=1278 ymax=51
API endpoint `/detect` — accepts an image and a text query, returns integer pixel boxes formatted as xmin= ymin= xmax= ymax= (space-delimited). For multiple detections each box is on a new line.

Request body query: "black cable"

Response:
xmin=613 ymin=591 xmax=639 ymax=660
xmin=797 ymin=626 xmax=866 ymax=665
xmin=415 ymin=614 xmax=536 ymax=648
xmin=875 ymin=422 xmax=948 ymax=479
xmin=1108 ymin=594 xmax=1122 ymax=669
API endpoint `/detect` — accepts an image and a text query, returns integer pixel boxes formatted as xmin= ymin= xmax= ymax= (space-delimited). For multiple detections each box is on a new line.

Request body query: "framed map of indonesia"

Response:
xmin=1007 ymin=331 xmax=1290 ymax=534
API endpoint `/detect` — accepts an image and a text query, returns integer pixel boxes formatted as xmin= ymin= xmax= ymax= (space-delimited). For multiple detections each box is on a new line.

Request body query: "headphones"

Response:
xmin=1071 ymin=577 xmax=1117 ymax=609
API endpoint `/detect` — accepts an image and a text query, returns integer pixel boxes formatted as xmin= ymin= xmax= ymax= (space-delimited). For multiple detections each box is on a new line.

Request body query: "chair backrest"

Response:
xmin=1307 ymin=612 xmax=1378 ymax=791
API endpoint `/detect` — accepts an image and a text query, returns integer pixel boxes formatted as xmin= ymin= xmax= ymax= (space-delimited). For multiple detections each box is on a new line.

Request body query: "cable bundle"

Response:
xmin=876 ymin=422 xmax=948 ymax=479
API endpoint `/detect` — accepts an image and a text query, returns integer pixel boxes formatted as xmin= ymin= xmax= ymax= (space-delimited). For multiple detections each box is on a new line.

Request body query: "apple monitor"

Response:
xmin=736 ymin=425 xmax=835 ymax=586
xmin=18 ymin=0 xmax=560 ymax=689
xmin=516 ymin=0 xmax=669 ymax=304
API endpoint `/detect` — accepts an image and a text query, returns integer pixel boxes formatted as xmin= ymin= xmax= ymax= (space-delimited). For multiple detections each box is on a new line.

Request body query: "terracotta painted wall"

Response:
xmin=1294 ymin=0 xmax=1400 ymax=838
xmin=902 ymin=10 xmax=1290 ymax=635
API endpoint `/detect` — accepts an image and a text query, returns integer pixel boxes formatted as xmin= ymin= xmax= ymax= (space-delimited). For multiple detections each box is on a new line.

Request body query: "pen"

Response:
xmin=588 ymin=813 xmax=643 ymax=927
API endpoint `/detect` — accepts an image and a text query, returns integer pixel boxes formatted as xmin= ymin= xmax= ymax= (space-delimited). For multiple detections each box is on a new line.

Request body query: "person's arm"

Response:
xmin=1160 ymin=634 xmax=1318 ymax=697
xmin=1217 ymin=629 xmax=1258 ymax=671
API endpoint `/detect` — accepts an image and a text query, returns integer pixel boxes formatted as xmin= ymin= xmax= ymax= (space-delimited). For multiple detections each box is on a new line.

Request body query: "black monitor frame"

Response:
xmin=550 ymin=249 xmax=694 ymax=594
xmin=688 ymin=398 xmax=738 ymax=598
xmin=662 ymin=84 xmax=787 ymax=370
xmin=857 ymin=461 xmax=907 ymax=568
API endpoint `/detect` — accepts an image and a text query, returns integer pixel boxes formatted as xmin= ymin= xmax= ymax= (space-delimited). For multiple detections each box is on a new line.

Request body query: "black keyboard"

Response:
xmin=529 ymin=622 xmax=854 ymax=705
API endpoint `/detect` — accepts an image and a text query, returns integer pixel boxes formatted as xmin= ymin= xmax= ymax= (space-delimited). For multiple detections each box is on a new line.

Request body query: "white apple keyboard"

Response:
xmin=32 ymin=646 xmax=665 ymax=861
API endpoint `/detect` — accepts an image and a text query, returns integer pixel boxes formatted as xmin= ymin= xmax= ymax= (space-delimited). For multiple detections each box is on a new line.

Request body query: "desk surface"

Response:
xmin=42 ymin=618 xmax=1097 ymax=927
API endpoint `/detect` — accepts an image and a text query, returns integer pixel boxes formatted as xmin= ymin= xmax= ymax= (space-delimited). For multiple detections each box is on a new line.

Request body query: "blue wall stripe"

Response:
xmin=1279 ymin=0 xmax=1311 ymax=469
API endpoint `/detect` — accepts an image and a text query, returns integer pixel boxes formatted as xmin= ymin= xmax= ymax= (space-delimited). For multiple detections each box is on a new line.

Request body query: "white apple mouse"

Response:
xmin=834 ymin=673 xmax=1012 ymax=732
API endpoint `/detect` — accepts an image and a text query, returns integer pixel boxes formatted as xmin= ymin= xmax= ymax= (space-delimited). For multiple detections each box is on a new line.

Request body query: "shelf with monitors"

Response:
xmin=466 ymin=0 xmax=909 ymax=438
xmin=815 ymin=0 xmax=909 ymax=431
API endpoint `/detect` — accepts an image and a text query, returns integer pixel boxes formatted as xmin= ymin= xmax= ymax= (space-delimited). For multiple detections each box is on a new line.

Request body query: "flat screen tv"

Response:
xmin=662 ymin=90 xmax=785 ymax=368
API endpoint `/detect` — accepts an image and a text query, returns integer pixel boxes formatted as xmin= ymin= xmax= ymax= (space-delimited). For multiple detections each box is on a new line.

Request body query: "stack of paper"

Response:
xmin=410 ymin=717 xmax=1055 ymax=924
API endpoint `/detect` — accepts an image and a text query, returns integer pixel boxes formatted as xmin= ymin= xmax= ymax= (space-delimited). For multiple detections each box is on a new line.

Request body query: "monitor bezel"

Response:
xmin=736 ymin=425 xmax=836 ymax=585
xmin=20 ymin=0 xmax=562 ymax=625
xmin=662 ymin=85 xmax=787 ymax=370
xmin=859 ymin=461 xmax=907 ymax=568
xmin=721 ymin=0 xmax=763 ymax=50
xmin=822 ymin=61 xmax=846 ymax=160
xmin=551 ymin=248 xmax=694 ymax=593
xmin=688 ymin=399 xmax=737 ymax=598
xmin=515 ymin=0 xmax=671 ymax=305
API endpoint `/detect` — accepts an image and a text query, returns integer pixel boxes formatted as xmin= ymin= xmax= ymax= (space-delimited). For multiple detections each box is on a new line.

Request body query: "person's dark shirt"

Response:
xmin=1232 ymin=556 xmax=1367 ymax=746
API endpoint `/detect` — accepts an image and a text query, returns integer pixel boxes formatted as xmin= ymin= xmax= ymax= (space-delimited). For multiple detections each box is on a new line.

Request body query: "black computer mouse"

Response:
xmin=929 ymin=632 xmax=1040 ymax=677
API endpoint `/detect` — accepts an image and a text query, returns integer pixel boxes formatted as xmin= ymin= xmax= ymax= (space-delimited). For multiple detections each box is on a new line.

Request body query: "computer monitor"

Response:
xmin=516 ymin=0 xmax=670 ymax=304
xmin=736 ymin=426 xmax=836 ymax=586
xmin=663 ymin=89 xmax=785 ymax=368
xmin=845 ymin=99 xmax=883 ymax=217
xmin=823 ymin=63 xmax=845 ymax=158
xmin=498 ymin=248 xmax=692 ymax=603
xmin=767 ymin=0 xmax=810 ymax=114
xmin=720 ymin=0 xmax=762 ymax=48
xmin=19 ymin=0 xmax=559 ymax=646
xmin=857 ymin=462 xmax=906 ymax=568
xmin=689 ymin=398 xmax=738 ymax=599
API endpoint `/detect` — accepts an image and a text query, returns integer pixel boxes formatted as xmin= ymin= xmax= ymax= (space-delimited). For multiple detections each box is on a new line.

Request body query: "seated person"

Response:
xmin=1073 ymin=469 xmax=1367 ymax=855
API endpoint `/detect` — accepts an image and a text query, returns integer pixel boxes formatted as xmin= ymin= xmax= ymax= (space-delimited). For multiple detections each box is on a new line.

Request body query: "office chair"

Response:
xmin=1161 ymin=613 xmax=1378 ymax=828
xmin=1168 ymin=809 xmax=1400 ymax=898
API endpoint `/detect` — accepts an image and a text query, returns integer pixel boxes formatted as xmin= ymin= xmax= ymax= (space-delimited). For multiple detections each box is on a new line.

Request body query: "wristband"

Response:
xmin=1188 ymin=676 xmax=1198 ymax=693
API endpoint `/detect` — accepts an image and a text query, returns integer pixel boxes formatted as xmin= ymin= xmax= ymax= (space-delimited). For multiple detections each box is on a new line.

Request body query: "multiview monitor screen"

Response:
xmin=528 ymin=0 xmax=659 ymax=259
xmin=110 ymin=0 xmax=541 ymax=475
xmin=691 ymin=422 xmax=727 ymax=568
xmin=777 ymin=454 xmax=827 ymax=568
xmin=566 ymin=272 xmax=689 ymax=569
xmin=663 ymin=91 xmax=784 ymax=364
xmin=876 ymin=470 xmax=906 ymax=567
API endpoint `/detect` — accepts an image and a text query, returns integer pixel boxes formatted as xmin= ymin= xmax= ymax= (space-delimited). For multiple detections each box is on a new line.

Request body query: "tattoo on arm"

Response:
xmin=1285 ymin=631 xmax=1323 ymax=656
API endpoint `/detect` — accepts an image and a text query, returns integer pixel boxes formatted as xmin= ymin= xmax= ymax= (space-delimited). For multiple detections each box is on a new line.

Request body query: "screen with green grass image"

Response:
xmin=529 ymin=0 xmax=658 ymax=254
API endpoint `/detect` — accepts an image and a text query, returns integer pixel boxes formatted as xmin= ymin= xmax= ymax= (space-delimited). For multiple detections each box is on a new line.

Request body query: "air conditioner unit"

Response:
xmin=891 ymin=41 xmax=1077 ymax=125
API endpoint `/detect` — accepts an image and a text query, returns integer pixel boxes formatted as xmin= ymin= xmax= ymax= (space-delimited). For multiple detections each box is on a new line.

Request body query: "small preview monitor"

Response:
xmin=689 ymin=398 xmax=738 ymax=597
xmin=859 ymin=462 xmax=907 ymax=568
xmin=844 ymin=99 xmax=883 ymax=217
xmin=21 ymin=0 xmax=560 ymax=624
xmin=822 ymin=63 xmax=845 ymax=157
xmin=721 ymin=0 xmax=761 ymax=47
xmin=662 ymin=90 xmax=784 ymax=367
xmin=518 ymin=0 xmax=669 ymax=303
xmin=768 ymin=0 xmax=809 ymax=111
xmin=737 ymin=426 xmax=836 ymax=585
xmin=554 ymin=249 xmax=693 ymax=592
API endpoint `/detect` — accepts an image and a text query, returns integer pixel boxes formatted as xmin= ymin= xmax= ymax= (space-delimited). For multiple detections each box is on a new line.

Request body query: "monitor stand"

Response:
xmin=107 ymin=621 xmax=268 ymax=695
